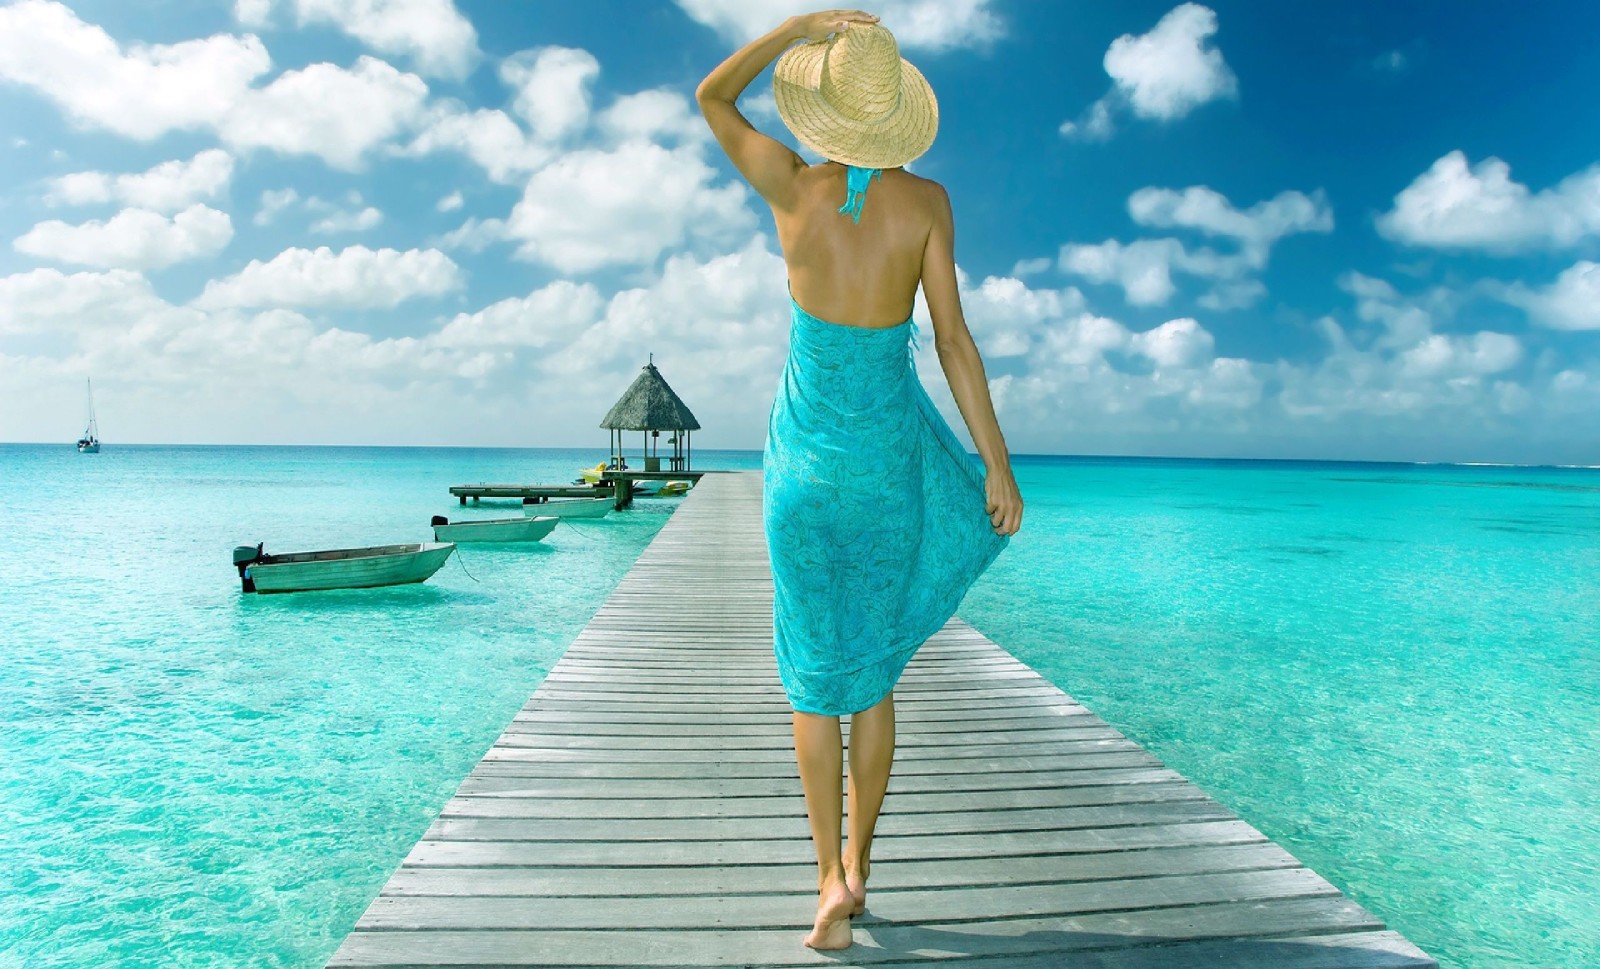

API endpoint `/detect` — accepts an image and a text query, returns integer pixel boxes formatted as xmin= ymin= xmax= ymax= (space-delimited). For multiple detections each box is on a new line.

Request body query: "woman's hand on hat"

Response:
xmin=788 ymin=9 xmax=879 ymax=44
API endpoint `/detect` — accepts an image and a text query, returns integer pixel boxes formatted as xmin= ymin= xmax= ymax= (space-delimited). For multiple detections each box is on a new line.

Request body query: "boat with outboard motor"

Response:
xmin=233 ymin=541 xmax=454 ymax=593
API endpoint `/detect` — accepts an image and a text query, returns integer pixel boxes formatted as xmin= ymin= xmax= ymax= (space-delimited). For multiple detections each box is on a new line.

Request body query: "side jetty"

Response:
xmin=327 ymin=471 xmax=1438 ymax=968
xmin=450 ymin=470 xmax=709 ymax=510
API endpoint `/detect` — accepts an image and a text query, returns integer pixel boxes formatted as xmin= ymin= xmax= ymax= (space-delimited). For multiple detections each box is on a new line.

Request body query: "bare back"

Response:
xmin=773 ymin=163 xmax=937 ymax=329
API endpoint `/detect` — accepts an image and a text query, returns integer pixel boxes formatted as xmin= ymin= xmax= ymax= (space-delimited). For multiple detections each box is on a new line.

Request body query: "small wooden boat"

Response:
xmin=233 ymin=541 xmax=454 ymax=593
xmin=523 ymin=496 xmax=611 ymax=519
xmin=431 ymin=514 xmax=557 ymax=543
xmin=657 ymin=480 xmax=692 ymax=497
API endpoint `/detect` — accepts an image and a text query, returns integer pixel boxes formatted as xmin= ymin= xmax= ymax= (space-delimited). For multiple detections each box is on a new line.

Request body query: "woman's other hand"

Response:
xmin=786 ymin=9 xmax=879 ymax=44
xmin=984 ymin=465 xmax=1023 ymax=537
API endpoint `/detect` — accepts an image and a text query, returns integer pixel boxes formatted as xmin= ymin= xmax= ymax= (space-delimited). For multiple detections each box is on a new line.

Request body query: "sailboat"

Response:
xmin=77 ymin=379 xmax=100 ymax=453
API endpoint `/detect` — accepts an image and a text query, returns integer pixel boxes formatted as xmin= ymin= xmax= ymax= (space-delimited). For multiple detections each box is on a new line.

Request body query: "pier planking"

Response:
xmin=327 ymin=471 xmax=1437 ymax=968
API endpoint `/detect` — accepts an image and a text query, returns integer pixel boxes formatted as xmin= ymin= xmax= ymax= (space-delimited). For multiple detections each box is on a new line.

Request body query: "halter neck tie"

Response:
xmin=838 ymin=165 xmax=882 ymax=223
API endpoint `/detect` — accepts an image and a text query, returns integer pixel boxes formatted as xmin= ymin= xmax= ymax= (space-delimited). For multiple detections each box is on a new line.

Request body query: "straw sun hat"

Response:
xmin=772 ymin=22 xmax=938 ymax=169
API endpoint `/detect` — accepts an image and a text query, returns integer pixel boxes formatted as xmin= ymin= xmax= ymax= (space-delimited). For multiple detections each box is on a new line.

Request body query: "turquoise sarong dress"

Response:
xmin=763 ymin=165 xmax=1010 ymax=717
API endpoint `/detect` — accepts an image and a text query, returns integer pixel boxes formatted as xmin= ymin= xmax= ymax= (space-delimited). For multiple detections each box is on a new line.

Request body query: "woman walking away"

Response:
xmin=697 ymin=9 xmax=1023 ymax=951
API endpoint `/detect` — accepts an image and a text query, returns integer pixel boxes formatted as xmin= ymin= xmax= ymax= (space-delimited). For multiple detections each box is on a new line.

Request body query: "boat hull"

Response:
xmin=433 ymin=516 xmax=558 ymax=543
xmin=244 ymin=542 xmax=455 ymax=593
xmin=523 ymin=497 xmax=611 ymax=519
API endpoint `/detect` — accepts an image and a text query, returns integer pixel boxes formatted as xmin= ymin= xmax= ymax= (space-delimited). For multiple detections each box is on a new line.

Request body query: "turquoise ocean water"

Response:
xmin=1 ymin=444 xmax=1595 ymax=969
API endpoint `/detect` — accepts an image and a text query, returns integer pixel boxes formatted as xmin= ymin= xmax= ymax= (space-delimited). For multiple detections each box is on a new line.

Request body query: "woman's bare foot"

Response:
xmin=803 ymin=879 xmax=855 ymax=950
xmin=843 ymin=859 xmax=869 ymax=916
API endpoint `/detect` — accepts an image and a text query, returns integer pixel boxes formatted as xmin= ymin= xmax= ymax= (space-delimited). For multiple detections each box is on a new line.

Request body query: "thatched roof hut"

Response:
xmin=600 ymin=358 xmax=699 ymax=472
xmin=601 ymin=362 xmax=701 ymax=432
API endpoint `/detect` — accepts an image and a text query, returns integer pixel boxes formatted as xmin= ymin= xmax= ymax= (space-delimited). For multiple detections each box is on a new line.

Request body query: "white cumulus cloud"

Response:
xmin=432 ymin=217 xmax=507 ymax=254
xmin=219 ymin=56 xmax=429 ymax=170
xmin=310 ymin=206 xmax=383 ymax=234
xmin=0 ymin=267 xmax=161 ymax=335
xmin=1057 ymin=183 xmax=1327 ymax=306
xmin=1502 ymin=261 xmax=1600 ymax=331
xmin=501 ymin=46 xmax=601 ymax=143
xmin=46 ymin=150 xmax=235 ymax=213
xmin=404 ymin=103 xmax=550 ymax=183
xmin=1058 ymin=237 xmax=1248 ymax=306
xmin=1132 ymin=317 xmax=1215 ymax=369
xmin=600 ymin=90 xmax=708 ymax=146
xmin=236 ymin=0 xmax=477 ymax=78
xmin=505 ymin=141 xmax=755 ymax=273
xmin=1063 ymin=3 xmax=1236 ymax=140
xmin=14 ymin=205 xmax=233 ymax=269
xmin=1106 ymin=3 xmax=1236 ymax=120
xmin=0 ymin=0 xmax=271 ymax=140
xmin=1128 ymin=185 xmax=1332 ymax=260
xmin=235 ymin=0 xmax=273 ymax=26
xmin=254 ymin=188 xmax=300 ymax=226
xmin=433 ymin=280 xmax=605 ymax=349
xmin=1377 ymin=151 xmax=1600 ymax=251
xmin=194 ymin=245 xmax=461 ymax=309
xmin=1277 ymin=274 xmax=1527 ymax=425
xmin=1397 ymin=332 xmax=1522 ymax=380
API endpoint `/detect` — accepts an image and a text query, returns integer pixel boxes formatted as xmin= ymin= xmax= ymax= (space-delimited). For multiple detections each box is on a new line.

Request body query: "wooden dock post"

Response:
xmin=327 ymin=471 xmax=1438 ymax=968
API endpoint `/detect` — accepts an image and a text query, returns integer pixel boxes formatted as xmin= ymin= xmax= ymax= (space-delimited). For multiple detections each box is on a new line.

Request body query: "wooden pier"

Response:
xmin=328 ymin=471 xmax=1437 ymax=968
xmin=451 ymin=470 xmax=710 ymax=510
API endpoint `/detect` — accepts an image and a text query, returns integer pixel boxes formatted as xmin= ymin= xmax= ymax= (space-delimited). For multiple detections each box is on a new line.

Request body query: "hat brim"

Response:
xmin=772 ymin=40 xmax=939 ymax=170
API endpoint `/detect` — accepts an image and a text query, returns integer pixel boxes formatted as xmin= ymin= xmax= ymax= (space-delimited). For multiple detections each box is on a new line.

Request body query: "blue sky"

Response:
xmin=2 ymin=0 xmax=1597 ymax=463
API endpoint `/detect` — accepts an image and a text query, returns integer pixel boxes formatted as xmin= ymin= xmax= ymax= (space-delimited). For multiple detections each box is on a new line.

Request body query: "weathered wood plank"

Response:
xmin=467 ymin=751 xmax=1164 ymax=783
xmin=328 ymin=896 xmax=1411 ymax=967
xmin=399 ymin=821 xmax=1273 ymax=868
xmin=487 ymin=727 xmax=1134 ymax=753
xmin=460 ymin=761 xmax=1180 ymax=789
xmin=425 ymin=799 xmax=1237 ymax=843
xmin=437 ymin=780 xmax=1211 ymax=819
xmin=356 ymin=868 xmax=1342 ymax=930
xmin=378 ymin=842 xmax=1301 ymax=897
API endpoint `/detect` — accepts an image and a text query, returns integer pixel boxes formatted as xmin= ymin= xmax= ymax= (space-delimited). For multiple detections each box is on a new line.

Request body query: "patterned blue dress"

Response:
xmin=763 ymin=165 xmax=1010 ymax=716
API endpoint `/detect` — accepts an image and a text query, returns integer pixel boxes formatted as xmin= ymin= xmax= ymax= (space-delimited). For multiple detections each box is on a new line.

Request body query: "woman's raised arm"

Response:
xmin=695 ymin=10 xmax=878 ymax=208
xmin=921 ymin=183 xmax=1024 ymax=536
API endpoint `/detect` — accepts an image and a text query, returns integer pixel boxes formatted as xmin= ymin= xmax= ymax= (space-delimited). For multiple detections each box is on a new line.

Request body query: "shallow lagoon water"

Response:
xmin=1 ymin=445 xmax=1595 ymax=969
xmin=961 ymin=456 xmax=1599 ymax=969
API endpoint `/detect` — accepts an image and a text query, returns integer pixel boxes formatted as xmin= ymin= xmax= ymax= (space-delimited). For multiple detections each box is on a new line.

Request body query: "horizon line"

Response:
xmin=3 ymin=440 xmax=1596 ymax=471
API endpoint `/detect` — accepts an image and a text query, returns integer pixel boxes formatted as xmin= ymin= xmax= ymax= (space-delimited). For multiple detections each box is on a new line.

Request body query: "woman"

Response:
xmin=696 ymin=9 xmax=1023 ymax=951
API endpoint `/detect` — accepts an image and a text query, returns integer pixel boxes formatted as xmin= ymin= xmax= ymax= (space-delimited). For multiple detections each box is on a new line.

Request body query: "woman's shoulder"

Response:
xmin=884 ymin=169 xmax=950 ymax=224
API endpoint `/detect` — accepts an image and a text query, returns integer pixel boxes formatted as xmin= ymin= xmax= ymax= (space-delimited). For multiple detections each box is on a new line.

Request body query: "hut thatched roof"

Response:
xmin=600 ymin=362 xmax=701 ymax=431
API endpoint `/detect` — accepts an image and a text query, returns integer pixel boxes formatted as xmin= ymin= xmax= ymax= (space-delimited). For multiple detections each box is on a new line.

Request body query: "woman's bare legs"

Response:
xmin=791 ymin=711 xmax=854 ymax=949
xmin=844 ymin=692 xmax=895 ymax=915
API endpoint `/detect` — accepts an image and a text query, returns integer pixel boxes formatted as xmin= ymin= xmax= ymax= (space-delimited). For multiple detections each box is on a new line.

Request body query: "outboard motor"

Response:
xmin=431 ymin=515 xmax=448 ymax=527
xmin=233 ymin=543 xmax=264 ymax=593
